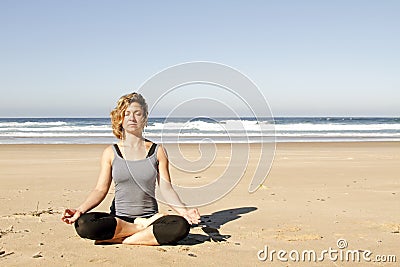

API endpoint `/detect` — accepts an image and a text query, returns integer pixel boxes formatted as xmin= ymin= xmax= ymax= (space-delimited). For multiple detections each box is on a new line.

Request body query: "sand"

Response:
xmin=0 ymin=142 xmax=399 ymax=266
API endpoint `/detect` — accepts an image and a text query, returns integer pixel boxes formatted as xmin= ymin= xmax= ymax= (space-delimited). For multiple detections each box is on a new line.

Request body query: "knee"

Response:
xmin=74 ymin=213 xmax=116 ymax=240
xmin=175 ymin=216 xmax=190 ymax=237
xmin=153 ymin=215 xmax=190 ymax=245
xmin=169 ymin=215 xmax=190 ymax=239
xmin=74 ymin=213 xmax=95 ymax=239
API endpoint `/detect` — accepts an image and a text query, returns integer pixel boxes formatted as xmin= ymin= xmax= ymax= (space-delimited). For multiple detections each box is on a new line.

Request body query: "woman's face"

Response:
xmin=122 ymin=102 xmax=146 ymax=132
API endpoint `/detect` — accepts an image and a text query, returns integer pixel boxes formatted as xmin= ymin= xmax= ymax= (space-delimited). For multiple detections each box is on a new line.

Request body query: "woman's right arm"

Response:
xmin=61 ymin=146 xmax=113 ymax=224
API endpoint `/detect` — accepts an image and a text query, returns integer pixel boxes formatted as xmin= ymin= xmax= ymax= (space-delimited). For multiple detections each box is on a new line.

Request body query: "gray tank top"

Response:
xmin=111 ymin=144 xmax=159 ymax=219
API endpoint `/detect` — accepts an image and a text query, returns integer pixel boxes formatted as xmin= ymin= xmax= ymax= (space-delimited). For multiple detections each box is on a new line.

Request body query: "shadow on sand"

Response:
xmin=178 ymin=207 xmax=257 ymax=245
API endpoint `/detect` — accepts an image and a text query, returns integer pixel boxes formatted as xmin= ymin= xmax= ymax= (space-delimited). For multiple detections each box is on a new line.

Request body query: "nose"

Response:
xmin=129 ymin=115 xmax=137 ymax=122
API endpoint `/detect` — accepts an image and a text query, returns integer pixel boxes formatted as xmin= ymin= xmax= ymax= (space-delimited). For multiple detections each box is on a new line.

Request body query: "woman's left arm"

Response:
xmin=157 ymin=145 xmax=200 ymax=225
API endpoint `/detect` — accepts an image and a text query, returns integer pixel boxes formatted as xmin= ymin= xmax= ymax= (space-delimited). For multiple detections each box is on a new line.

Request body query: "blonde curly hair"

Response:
xmin=110 ymin=92 xmax=148 ymax=139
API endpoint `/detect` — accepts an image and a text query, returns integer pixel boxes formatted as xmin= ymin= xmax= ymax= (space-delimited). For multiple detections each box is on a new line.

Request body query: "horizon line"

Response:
xmin=0 ymin=115 xmax=399 ymax=119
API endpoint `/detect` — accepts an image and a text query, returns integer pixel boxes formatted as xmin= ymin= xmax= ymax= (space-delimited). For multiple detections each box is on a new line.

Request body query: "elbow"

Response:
xmin=160 ymin=184 xmax=177 ymax=197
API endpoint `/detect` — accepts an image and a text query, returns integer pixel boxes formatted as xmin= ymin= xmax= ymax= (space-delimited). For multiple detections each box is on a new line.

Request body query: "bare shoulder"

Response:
xmin=145 ymin=140 xmax=154 ymax=150
xmin=101 ymin=145 xmax=115 ymax=164
xmin=156 ymin=144 xmax=168 ymax=161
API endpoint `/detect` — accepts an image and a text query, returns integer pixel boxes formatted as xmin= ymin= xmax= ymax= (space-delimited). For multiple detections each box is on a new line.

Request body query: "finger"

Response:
xmin=67 ymin=217 xmax=76 ymax=224
xmin=64 ymin=209 xmax=74 ymax=216
xmin=70 ymin=214 xmax=81 ymax=223
xmin=61 ymin=214 xmax=72 ymax=222
xmin=193 ymin=211 xmax=200 ymax=219
xmin=193 ymin=210 xmax=200 ymax=218
xmin=63 ymin=214 xmax=72 ymax=218
xmin=189 ymin=215 xmax=199 ymax=224
xmin=190 ymin=210 xmax=200 ymax=220
xmin=190 ymin=209 xmax=200 ymax=217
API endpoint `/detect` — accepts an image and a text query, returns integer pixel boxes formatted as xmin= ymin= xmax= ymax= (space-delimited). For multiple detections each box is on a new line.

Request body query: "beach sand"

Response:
xmin=0 ymin=142 xmax=399 ymax=266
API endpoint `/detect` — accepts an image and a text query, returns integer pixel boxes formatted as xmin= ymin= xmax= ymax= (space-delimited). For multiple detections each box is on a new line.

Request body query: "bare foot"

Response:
xmin=134 ymin=213 xmax=165 ymax=228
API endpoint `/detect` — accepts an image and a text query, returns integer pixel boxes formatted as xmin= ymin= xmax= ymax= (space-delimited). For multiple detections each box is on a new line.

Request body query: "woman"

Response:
xmin=61 ymin=92 xmax=200 ymax=245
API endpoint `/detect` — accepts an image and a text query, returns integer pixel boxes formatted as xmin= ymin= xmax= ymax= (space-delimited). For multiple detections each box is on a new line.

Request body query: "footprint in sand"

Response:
xmin=381 ymin=223 xmax=400 ymax=234
xmin=275 ymin=225 xmax=322 ymax=241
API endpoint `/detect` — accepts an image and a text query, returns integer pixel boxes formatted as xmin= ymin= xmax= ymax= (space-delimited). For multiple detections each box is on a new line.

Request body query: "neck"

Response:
xmin=121 ymin=132 xmax=145 ymax=147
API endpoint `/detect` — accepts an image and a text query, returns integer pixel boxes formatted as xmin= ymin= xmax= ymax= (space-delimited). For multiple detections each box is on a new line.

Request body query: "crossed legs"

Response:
xmin=74 ymin=212 xmax=190 ymax=245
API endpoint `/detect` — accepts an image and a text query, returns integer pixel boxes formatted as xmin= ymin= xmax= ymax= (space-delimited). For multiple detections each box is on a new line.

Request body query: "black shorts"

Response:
xmin=74 ymin=212 xmax=190 ymax=245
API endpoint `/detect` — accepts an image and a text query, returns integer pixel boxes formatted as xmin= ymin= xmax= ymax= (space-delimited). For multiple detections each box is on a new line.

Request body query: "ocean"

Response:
xmin=0 ymin=117 xmax=399 ymax=144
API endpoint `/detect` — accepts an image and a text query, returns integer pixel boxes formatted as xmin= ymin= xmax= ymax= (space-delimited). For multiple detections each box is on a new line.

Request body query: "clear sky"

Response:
xmin=0 ymin=0 xmax=399 ymax=117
